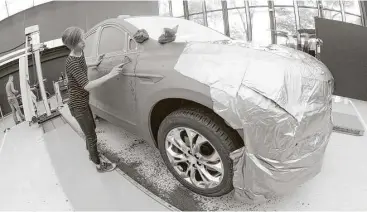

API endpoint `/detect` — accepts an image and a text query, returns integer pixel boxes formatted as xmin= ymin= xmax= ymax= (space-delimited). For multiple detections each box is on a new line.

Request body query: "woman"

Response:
xmin=62 ymin=26 xmax=125 ymax=173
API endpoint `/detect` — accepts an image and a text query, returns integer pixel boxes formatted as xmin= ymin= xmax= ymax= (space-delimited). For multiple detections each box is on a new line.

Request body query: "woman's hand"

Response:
xmin=96 ymin=54 xmax=105 ymax=67
xmin=109 ymin=63 xmax=124 ymax=78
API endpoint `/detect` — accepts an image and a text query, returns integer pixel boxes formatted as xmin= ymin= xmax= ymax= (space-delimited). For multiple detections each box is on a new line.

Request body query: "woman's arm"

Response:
xmin=87 ymin=54 xmax=105 ymax=68
xmin=84 ymin=63 xmax=125 ymax=92
xmin=84 ymin=73 xmax=114 ymax=92
xmin=87 ymin=61 xmax=99 ymax=68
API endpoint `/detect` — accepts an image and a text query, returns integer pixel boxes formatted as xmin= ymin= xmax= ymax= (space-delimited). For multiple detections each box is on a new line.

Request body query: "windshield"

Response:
xmin=125 ymin=16 xmax=230 ymax=43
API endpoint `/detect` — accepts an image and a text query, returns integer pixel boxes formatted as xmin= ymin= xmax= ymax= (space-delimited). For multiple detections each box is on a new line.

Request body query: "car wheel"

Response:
xmin=157 ymin=107 xmax=240 ymax=197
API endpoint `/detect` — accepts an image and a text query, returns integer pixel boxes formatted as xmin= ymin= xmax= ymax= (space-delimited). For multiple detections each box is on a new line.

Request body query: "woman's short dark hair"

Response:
xmin=62 ymin=27 xmax=84 ymax=50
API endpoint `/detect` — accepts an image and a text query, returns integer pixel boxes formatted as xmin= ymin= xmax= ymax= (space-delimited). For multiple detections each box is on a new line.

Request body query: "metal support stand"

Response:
xmin=25 ymin=25 xmax=51 ymax=117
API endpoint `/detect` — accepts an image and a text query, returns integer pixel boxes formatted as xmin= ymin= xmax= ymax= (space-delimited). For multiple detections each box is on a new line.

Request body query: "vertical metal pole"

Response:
xmin=359 ymin=0 xmax=366 ymax=26
xmin=202 ymin=0 xmax=208 ymax=26
xmin=358 ymin=1 xmax=367 ymax=26
xmin=245 ymin=0 xmax=252 ymax=41
xmin=317 ymin=0 xmax=324 ymax=18
xmin=268 ymin=0 xmax=276 ymax=44
xmin=4 ymin=0 xmax=9 ymax=16
xmin=293 ymin=0 xmax=300 ymax=30
xmin=222 ymin=0 xmax=230 ymax=37
xmin=169 ymin=0 xmax=173 ymax=17
xmin=25 ymin=26 xmax=51 ymax=116
xmin=0 ymin=106 xmax=5 ymax=130
xmin=294 ymin=0 xmax=301 ymax=50
xmin=34 ymin=49 xmax=51 ymax=116
xmin=19 ymin=55 xmax=36 ymax=122
xmin=183 ymin=0 xmax=189 ymax=20
xmin=339 ymin=0 xmax=346 ymax=22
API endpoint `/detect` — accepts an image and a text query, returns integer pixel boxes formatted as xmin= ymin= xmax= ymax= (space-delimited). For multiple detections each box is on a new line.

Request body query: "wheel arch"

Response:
xmin=147 ymin=88 xmax=243 ymax=147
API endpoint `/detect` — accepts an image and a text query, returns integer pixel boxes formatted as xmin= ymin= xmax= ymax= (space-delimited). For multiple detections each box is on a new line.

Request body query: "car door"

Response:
xmin=84 ymin=27 xmax=101 ymax=109
xmin=95 ymin=24 xmax=138 ymax=131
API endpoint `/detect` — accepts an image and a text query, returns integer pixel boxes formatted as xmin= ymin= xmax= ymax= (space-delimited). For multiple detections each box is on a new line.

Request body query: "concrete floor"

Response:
xmin=0 ymin=97 xmax=172 ymax=211
xmin=59 ymin=97 xmax=367 ymax=211
xmin=1 ymin=95 xmax=366 ymax=210
xmin=0 ymin=122 xmax=73 ymax=211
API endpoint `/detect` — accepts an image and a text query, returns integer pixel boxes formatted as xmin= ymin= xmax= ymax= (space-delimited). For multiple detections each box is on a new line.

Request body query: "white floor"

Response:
xmin=0 ymin=97 xmax=171 ymax=211
xmin=0 ymin=123 xmax=73 ymax=211
xmin=0 ymin=96 xmax=366 ymax=210
xmin=59 ymin=97 xmax=367 ymax=211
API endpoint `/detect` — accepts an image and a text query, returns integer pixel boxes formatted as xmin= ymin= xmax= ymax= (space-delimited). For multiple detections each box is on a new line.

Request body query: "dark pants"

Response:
xmin=8 ymin=98 xmax=25 ymax=124
xmin=309 ymin=50 xmax=316 ymax=57
xmin=70 ymin=106 xmax=101 ymax=165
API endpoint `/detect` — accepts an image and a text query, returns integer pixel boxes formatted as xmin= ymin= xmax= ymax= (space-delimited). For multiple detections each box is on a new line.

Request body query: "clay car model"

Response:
xmin=83 ymin=16 xmax=333 ymax=198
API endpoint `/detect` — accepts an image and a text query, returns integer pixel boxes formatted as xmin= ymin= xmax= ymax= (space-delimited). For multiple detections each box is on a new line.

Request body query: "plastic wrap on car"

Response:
xmin=174 ymin=40 xmax=334 ymax=203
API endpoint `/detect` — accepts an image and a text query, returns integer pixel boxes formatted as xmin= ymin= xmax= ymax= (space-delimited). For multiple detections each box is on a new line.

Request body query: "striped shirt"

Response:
xmin=65 ymin=52 xmax=90 ymax=110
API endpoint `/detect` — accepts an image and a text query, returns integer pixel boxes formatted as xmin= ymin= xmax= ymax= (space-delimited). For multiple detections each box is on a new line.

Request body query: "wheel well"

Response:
xmin=150 ymin=98 xmax=243 ymax=148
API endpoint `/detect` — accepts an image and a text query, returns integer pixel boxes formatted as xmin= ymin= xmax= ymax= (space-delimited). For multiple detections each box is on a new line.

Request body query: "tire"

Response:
xmin=157 ymin=107 xmax=240 ymax=197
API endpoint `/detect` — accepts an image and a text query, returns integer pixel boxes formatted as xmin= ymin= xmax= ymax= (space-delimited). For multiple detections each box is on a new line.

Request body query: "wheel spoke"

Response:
xmin=202 ymin=161 xmax=223 ymax=174
xmin=189 ymin=166 xmax=201 ymax=188
xmin=197 ymin=165 xmax=221 ymax=184
xmin=166 ymin=128 xmax=189 ymax=153
xmin=166 ymin=148 xmax=188 ymax=165
xmin=192 ymin=135 xmax=207 ymax=155
xmin=196 ymin=166 xmax=212 ymax=188
xmin=183 ymin=128 xmax=198 ymax=151
xmin=200 ymin=151 xmax=221 ymax=163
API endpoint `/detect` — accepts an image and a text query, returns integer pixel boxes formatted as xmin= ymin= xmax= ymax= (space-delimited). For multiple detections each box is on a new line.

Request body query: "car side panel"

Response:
xmin=133 ymin=41 xmax=215 ymax=146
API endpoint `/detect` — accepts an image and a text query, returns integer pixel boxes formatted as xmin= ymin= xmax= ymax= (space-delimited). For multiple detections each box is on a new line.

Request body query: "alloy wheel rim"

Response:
xmin=165 ymin=127 xmax=224 ymax=189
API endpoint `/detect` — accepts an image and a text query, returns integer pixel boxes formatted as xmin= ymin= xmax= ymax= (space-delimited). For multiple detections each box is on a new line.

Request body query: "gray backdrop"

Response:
xmin=316 ymin=17 xmax=367 ymax=101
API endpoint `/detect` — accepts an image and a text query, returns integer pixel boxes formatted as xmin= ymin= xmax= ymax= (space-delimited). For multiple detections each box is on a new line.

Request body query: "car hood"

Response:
xmin=174 ymin=40 xmax=334 ymax=124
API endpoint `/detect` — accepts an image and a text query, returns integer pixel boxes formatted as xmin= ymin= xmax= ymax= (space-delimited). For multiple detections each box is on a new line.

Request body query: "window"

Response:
xmin=251 ymin=7 xmax=271 ymax=46
xmin=188 ymin=0 xmax=203 ymax=14
xmin=346 ymin=14 xmax=362 ymax=25
xmin=228 ymin=8 xmax=247 ymax=40
xmin=299 ymin=8 xmax=318 ymax=29
xmin=207 ymin=11 xmax=225 ymax=34
xmin=84 ymin=31 xmax=96 ymax=57
xmin=98 ymin=26 xmax=126 ymax=55
xmin=205 ymin=0 xmax=223 ymax=11
xmin=227 ymin=0 xmax=245 ymax=9
xmin=159 ymin=0 xmax=171 ymax=16
xmin=6 ymin=0 xmax=33 ymax=16
xmin=297 ymin=0 xmax=317 ymax=8
xmin=275 ymin=7 xmax=297 ymax=35
xmin=129 ymin=38 xmax=137 ymax=51
xmin=274 ymin=0 xmax=294 ymax=6
xmin=189 ymin=14 xmax=205 ymax=25
xmin=323 ymin=10 xmax=342 ymax=21
xmin=343 ymin=0 xmax=361 ymax=15
xmin=249 ymin=0 xmax=268 ymax=6
xmin=171 ymin=0 xmax=184 ymax=17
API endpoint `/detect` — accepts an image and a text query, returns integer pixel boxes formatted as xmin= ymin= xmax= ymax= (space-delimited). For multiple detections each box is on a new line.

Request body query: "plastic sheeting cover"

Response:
xmin=174 ymin=40 xmax=334 ymax=203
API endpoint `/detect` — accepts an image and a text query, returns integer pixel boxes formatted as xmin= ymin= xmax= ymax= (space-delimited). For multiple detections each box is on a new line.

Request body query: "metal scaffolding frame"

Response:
xmin=163 ymin=0 xmax=364 ymax=44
